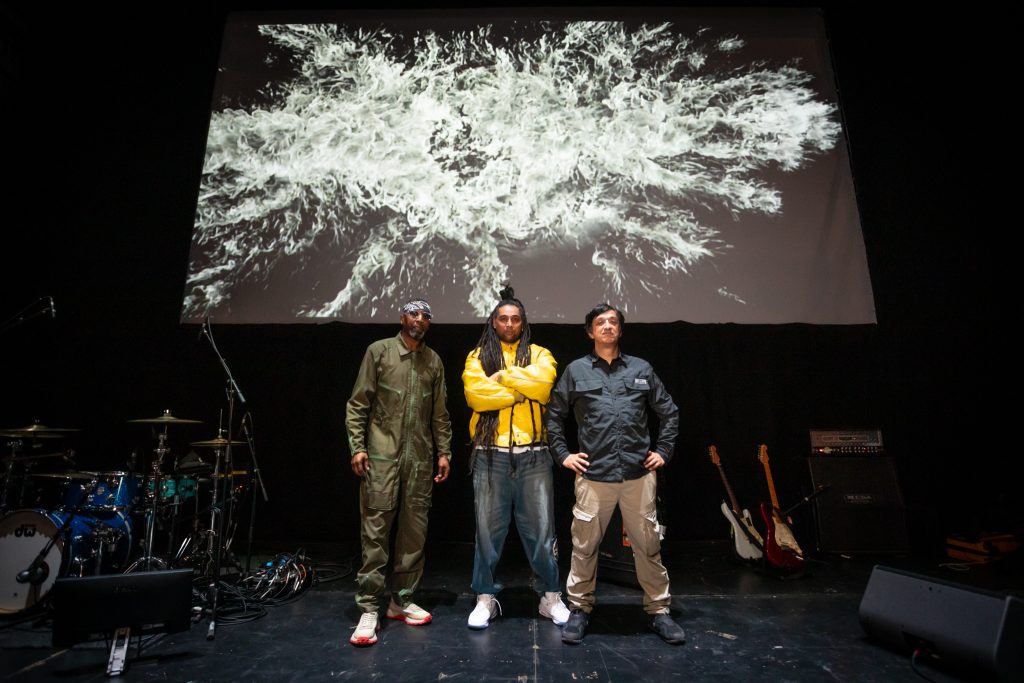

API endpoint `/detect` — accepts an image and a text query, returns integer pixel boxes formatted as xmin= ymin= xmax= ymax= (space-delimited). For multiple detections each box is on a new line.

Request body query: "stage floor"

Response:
xmin=2 ymin=539 xmax=1021 ymax=682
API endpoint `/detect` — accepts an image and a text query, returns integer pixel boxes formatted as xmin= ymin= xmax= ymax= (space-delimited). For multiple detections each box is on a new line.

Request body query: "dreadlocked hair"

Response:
xmin=471 ymin=285 xmax=533 ymax=451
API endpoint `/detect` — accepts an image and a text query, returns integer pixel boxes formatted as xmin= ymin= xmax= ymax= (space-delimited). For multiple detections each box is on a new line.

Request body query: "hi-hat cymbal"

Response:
xmin=190 ymin=437 xmax=246 ymax=447
xmin=0 ymin=421 xmax=81 ymax=438
xmin=128 ymin=410 xmax=203 ymax=425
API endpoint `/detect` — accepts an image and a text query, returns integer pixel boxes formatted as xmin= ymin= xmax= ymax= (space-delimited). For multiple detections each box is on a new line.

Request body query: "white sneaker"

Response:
xmin=467 ymin=594 xmax=501 ymax=629
xmin=538 ymin=592 xmax=571 ymax=626
xmin=350 ymin=611 xmax=379 ymax=646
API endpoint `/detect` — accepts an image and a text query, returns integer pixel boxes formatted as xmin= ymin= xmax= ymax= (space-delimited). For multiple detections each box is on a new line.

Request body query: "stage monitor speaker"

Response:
xmin=859 ymin=565 xmax=1024 ymax=682
xmin=808 ymin=456 xmax=909 ymax=554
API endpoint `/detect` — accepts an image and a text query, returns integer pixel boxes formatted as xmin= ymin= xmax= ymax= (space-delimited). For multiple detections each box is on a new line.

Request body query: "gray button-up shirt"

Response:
xmin=546 ymin=352 xmax=679 ymax=482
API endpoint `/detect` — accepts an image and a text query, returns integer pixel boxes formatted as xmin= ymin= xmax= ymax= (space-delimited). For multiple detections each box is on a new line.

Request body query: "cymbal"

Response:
xmin=0 ymin=422 xmax=81 ymax=438
xmin=177 ymin=460 xmax=214 ymax=474
xmin=30 ymin=470 xmax=97 ymax=480
xmin=128 ymin=410 xmax=203 ymax=425
xmin=190 ymin=437 xmax=245 ymax=447
xmin=1 ymin=451 xmax=69 ymax=463
xmin=202 ymin=470 xmax=249 ymax=480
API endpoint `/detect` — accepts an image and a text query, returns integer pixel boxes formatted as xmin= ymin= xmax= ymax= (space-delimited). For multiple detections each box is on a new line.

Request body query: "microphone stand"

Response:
xmin=241 ymin=412 xmax=268 ymax=575
xmin=198 ymin=319 xmax=245 ymax=641
xmin=0 ymin=296 xmax=55 ymax=336
xmin=782 ymin=483 xmax=832 ymax=518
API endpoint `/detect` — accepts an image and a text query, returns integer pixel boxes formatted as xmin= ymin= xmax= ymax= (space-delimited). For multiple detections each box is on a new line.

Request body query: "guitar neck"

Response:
xmin=758 ymin=444 xmax=782 ymax=511
xmin=709 ymin=445 xmax=742 ymax=513
xmin=716 ymin=465 xmax=742 ymax=513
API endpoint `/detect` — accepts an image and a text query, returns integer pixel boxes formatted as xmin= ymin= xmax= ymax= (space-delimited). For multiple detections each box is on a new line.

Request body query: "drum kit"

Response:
xmin=0 ymin=412 xmax=251 ymax=616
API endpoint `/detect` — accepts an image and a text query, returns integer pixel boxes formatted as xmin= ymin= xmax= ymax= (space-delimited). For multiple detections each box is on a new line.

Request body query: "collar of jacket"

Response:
xmin=588 ymin=351 xmax=628 ymax=367
xmin=500 ymin=339 xmax=522 ymax=355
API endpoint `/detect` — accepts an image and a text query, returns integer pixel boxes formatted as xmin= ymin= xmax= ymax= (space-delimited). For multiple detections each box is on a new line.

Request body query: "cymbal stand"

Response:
xmin=0 ymin=439 xmax=20 ymax=513
xmin=138 ymin=428 xmax=172 ymax=571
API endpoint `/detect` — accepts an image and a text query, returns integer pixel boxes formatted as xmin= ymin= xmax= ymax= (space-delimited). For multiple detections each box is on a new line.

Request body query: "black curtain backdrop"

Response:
xmin=1 ymin=5 xmax=1009 ymax=558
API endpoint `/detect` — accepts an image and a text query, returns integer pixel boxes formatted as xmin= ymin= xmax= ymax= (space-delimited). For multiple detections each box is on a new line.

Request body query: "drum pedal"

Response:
xmin=106 ymin=626 xmax=131 ymax=676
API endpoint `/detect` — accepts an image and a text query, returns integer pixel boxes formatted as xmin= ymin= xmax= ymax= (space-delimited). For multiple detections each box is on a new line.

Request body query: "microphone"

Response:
xmin=49 ymin=296 xmax=56 ymax=319
xmin=16 ymin=560 xmax=49 ymax=585
xmin=198 ymin=317 xmax=209 ymax=341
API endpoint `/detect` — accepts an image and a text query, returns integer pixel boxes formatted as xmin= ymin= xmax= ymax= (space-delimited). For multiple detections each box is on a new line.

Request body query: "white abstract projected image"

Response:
xmin=182 ymin=9 xmax=875 ymax=324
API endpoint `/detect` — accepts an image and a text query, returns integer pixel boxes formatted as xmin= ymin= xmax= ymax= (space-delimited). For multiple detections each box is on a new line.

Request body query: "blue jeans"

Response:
xmin=471 ymin=447 xmax=561 ymax=595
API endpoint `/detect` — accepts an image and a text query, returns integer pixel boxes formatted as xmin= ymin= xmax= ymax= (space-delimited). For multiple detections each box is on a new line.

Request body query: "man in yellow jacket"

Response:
xmin=462 ymin=286 xmax=570 ymax=629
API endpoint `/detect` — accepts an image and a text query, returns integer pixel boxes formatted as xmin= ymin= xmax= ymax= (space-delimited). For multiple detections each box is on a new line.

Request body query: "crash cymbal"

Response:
xmin=0 ymin=421 xmax=81 ymax=438
xmin=190 ymin=437 xmax=246 ymax=447
xmin=128 ymin=410 xmax=203 ymax=425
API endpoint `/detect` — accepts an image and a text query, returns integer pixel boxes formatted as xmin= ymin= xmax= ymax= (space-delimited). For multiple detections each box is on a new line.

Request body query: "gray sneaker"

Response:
xmin=561 ymin=608 xmax=588 ymax=644
xmin=649 ymin=613 xmax=685 ymax=644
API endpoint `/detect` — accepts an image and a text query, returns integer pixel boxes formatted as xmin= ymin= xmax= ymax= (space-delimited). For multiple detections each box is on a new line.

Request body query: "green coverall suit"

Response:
xmin=346 ymin=333 xmax=452 ymax=612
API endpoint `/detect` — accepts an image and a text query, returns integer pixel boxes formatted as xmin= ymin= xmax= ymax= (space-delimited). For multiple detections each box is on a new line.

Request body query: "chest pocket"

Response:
xmin=571 ymin=379 xmax=604 ymax=398
xmin=621 ymin=378 xmax=650 ymax=415
xmin=373 ymin=381 xmax=403 ymax=425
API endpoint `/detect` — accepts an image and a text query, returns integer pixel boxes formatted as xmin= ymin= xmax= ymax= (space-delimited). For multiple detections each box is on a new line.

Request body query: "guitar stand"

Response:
xmin=755 ymin=560 xmax=809 ymax=580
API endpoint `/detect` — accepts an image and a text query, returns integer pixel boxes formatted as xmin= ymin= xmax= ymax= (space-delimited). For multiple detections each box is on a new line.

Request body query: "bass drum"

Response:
xmin=0 ymin=509 xmax=134 ymax=614
xmin=0 ymin=510 xmax=65 ymax=614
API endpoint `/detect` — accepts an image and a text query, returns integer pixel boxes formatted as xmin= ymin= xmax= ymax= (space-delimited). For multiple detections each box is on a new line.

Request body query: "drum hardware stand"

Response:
xmin=0 ymin=440 xmax=69 ymax=512
xmin=198 ymin=317 xmax=248 ymax=640
xmin=138 ymin=429 xmax=172 ymax=572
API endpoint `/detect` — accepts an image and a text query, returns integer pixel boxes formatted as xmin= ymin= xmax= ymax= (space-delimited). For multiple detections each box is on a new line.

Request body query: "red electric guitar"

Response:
xmin=757 ymin=444 xmax=805 ymax=572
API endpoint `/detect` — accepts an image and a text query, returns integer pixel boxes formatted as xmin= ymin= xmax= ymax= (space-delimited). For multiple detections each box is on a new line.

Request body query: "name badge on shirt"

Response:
xmin=632 ymin=378 xmax=649 ymax=387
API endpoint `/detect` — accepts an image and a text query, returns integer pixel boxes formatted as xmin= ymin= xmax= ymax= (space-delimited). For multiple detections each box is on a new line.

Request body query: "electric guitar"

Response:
xmin=757 ymin=444 xmax=805 ymax=571
xmin=708 ymin=445 xmax=763 ymax=561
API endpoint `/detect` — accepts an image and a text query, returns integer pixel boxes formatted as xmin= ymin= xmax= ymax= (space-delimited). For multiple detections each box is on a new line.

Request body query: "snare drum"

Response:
xmin=62 ymin=471 xmax=140 ymax=511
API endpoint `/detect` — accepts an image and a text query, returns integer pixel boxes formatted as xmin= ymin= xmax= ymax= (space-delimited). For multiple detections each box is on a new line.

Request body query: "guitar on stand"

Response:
xmin=708 ymin=445 xmax=763 ymax=562
xmin=756 ymin=444 xmax=805 ymax=574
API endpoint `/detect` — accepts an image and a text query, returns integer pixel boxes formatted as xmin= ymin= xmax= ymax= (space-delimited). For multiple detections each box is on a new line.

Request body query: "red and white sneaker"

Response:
xmin=349 ymin=612 xmax=379 ymax=646
xmin=386 ymin=599 xmax=432 ymax=626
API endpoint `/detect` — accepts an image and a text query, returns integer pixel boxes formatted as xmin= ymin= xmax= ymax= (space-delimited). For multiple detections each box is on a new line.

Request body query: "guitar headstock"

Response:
xmin=708 ymin=445 xmax=720 ymax=465
xmin=758 ymin=443 xmax=769 ymax=464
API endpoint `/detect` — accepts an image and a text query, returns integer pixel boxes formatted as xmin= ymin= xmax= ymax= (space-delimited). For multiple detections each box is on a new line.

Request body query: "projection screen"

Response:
xmin=181 ymin=7 xmax=875 ymax=324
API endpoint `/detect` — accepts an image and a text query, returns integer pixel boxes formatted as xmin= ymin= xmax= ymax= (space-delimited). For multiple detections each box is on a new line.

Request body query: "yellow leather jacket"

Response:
xmin=462 ymin=341 xmax=557 ymax=447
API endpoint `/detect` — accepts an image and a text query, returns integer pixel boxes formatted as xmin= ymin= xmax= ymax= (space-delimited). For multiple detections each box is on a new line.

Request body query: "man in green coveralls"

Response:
xmin=346 ymin=299 xmax=453 ymax=646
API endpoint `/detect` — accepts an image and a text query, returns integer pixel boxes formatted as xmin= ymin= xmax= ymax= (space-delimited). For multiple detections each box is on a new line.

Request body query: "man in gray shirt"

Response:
xmin=545 ymin=303 xmax=685 ymax=645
